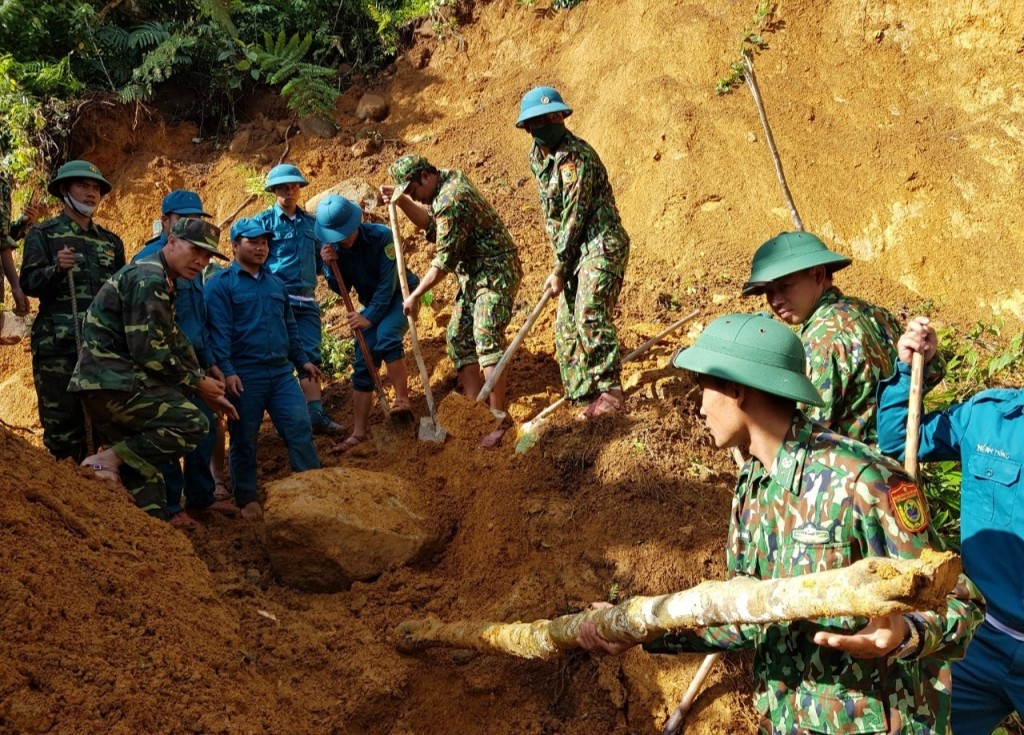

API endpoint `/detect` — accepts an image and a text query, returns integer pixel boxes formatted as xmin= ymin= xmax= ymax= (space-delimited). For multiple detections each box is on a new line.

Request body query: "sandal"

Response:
xmin=169 ymin=511 xmax=200 ymax=530
xmin=479 ymin=415 xmax=513 ymax=449
xmin=576 ymin=392 xmax=623 ymax=421
xmin=335 ymin=434 xmax=367 ymax=453
xmin=391 ymin=397 xmax=414 ymax=419
xmin=213 ymin=481 xmax=232 ymax=502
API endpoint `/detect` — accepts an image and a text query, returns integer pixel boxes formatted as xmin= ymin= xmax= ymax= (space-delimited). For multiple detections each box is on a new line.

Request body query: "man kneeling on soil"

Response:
xmin=69 ymin=218 xmax=237 ymax=520
xmin=204 ymin=218 xmax=322 ymax=520
xmin=577 ymin=313 xmax=983 ymax=734
xmin=315 ymin=194 xmax=419 ymax=451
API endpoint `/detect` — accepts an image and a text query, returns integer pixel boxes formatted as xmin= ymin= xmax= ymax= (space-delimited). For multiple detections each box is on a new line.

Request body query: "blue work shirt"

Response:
xmin=878 ymin=361 xmax=1024 ymax=632
xmin=254 ymin=204 xmax=321 ymax=299
xmin=204 ymin=261 xmax=309 ymax=378
xmin=322 ymin=222 xmax=420 ymax=326
xmin=133 ymin=235 xmax=215 ymax=368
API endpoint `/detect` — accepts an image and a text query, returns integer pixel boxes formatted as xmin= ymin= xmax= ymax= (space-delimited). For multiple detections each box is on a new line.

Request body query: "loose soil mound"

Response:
xmin=0 ymin=429 xmax=295 ymax=734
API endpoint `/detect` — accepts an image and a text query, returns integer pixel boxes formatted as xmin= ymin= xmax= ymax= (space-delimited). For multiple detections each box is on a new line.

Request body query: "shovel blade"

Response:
xmin=418 ymin=416 xmax=447 ymax=443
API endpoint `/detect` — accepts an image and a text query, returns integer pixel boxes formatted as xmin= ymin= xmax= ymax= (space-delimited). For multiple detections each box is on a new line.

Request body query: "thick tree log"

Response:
xmin=396 ymin=550 xmax=960 ymax=660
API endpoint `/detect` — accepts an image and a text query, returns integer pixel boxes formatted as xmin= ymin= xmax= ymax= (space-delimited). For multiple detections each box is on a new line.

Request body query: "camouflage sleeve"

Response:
xmin=123 ymin=271 xmax=203 ymax=391
xmin=204 ymin=274 xmax=236 ymax=377
xmin=19 ymin=226 xmax=63 ymax=299
xmin=429 ymin=206 xmax=466 ymax=274
xmin=644 ymin=622 xmax=760 ymax=654
xmin=855 ymin=465 xmax=984 ymax=661
xmin=801 ymin=331 xmax=856 ymax=431
xmin=548 ymin=152 xmax=593 ymax=276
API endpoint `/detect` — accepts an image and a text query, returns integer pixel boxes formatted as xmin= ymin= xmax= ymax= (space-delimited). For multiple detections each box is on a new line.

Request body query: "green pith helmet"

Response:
xmin=264 ymin=163 xmax=308 ymax=192
xmin=515 ymin=86 xmax=573 ymax=128
xmin=47 ymin=160 xmax=112 ymax=197
xmin=741 ymin=231 xmax=852 ymax=296
xmin=673 ymin=312 xmax=822 ymax=405
xmin=388 ymin=154 xmax=433 ymax=194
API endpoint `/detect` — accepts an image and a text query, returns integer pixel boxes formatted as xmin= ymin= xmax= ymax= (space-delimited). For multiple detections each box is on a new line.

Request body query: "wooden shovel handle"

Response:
xmin=904 ymin=351 xmax=925 ymax=479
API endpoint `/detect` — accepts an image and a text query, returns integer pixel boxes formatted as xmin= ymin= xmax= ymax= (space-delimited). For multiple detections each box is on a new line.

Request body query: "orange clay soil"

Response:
xmin=2 ymin=0 xmax=1023 ymax=732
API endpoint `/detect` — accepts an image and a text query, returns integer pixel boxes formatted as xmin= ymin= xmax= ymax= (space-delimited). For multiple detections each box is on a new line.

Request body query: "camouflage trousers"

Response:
xmin=32 ymin=349 xmax=90 ymax=462
xmin=80 ymin=386 xmax=210 ymax=520
xmin=447 ymin=269 xmax=521 ymax=370
xmin=556 ymin=259 xmax=624 ymax=401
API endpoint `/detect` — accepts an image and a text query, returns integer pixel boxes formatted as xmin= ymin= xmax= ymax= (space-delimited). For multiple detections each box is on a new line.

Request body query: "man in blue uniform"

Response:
xmin=205 ymin=218 xmax=322 ymax=520
xmin=133 ymin=190 xmax=225 ymax=526
xmin=315 ymin=195 xmax=419 ymax=450
xmin=254 ymin=163 xmax=342 ymax=434
xmin=877 ymin=316 xmax=1024 ymax=735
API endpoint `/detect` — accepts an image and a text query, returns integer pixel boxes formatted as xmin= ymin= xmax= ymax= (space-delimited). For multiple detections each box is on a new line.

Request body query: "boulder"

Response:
xmin=305 ymin=179 xmax=381 ymax=214
xmin=355 ymin=93 xmax=389 ymax=122
xmin=298 ymin=114 xmax=337 ymax=139
xmin=264 ymin=467 xmax=439 ymax=592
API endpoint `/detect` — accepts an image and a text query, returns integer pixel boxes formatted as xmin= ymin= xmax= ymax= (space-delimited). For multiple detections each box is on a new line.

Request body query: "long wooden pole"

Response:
xmin=476 ymin=288 xmax=552 ymax=404
xmin=904 ymin=351 xmax=925 ymax=479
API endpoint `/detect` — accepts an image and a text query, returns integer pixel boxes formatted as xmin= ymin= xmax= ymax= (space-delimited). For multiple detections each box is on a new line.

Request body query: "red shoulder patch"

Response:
xmin=888 ymin=480 xmax=930 ymax=533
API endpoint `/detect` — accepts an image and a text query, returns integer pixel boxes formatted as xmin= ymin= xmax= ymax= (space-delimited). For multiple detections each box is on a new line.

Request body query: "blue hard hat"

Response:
xmin=162 ymin=189 xmax=210 ymax=217
xmin=230 ymin=217 xmax=273 ymax=242
xmin=314 ymin=195 xmax=362 ymax=243
xmin=515 ymin=86 xmax=573 ymax=128
xmin=264 ymin=163 xmax=309 ymax=191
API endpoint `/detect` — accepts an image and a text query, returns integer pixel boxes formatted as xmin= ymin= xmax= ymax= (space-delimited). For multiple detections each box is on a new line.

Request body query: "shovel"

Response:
xmin=327 ymin=260 xmax=392 ymax=421
xmin=388 ymin=202 xmax=446 ymax=443
xmin=515 ymin=308 xmax=699 ymax=453
xmin=476 ymin=287 xmax=553 ymax=405
xmin=904 ymin=351 xmax=925 ymax=480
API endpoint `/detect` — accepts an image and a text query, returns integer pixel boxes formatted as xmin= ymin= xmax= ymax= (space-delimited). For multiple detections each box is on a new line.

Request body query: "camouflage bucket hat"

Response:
xmin=673 ymin=312 xmax=822 ymax=405
xmin=742 ymin=231 xmax=852 ymax=296
xmin=171 ymin=217 xmax=227 ymax=260
xmin=388 ymin=154 xmax=433 ymax=195
xmin=48 ymin=160 xmax=112 ymax=197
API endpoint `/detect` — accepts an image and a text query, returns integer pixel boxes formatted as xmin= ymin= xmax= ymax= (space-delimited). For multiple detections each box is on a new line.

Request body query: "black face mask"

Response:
xmin=531 ymin=122 xmax=567 ymax=150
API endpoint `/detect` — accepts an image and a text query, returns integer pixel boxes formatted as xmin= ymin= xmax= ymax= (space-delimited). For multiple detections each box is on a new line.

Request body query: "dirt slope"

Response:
xmin=2 ymin=0 xmax=1023 ymax=733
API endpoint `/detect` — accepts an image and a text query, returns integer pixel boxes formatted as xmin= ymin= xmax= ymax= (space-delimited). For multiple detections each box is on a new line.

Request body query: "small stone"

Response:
xmin=350 ymin=136 xmax=381 ymax=158
xmin=355 ymin=93 xmax=389 ymax=122
xmin=712 ymin=293 xmax=730 ymax=305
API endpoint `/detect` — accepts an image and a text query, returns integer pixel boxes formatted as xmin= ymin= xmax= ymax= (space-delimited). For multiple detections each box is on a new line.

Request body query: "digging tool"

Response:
xmin=476 ymin=287 xmax=553 ymax=405
xmin=387 ymin=202 xmax=446 ymax=442
xmin=67 ymin=265 xmax=96 ymax=455
xmin=904 ymin=351 xmax=925 ymax=480
xmin=395 ymin=551 xmax=961 ymax=658
xmin=515 ymin=309 xmax=700 ymax=453
xmin=327 ymin=260 xmax=392 ymax=421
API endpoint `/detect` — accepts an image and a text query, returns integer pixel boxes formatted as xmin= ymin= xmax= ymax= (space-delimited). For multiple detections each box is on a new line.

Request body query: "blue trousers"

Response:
xmin=290 ymin=299 xmax=322 ymax=366
xmin=952 ymin=620 xmax=1024 ymax=734
xmin=163 ymin=398 xmax=216 ymax=514
xmin=228 ymin=365 xmax=320 ymax=506
xmin=352 ymin=297 xmax=408 ymax=393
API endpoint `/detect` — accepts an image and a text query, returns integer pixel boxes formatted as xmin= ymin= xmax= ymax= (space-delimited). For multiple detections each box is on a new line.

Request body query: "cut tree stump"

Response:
xmin=396 ymin=550 xmax=961 ymax=660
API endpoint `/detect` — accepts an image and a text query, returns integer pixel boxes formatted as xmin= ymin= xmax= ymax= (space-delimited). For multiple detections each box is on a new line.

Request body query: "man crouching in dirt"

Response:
xmin=204 ymin=219 xmax=322 ymax=520
xmin=315 ymin=194 xmax=419 ymax=451
xmin=68 ymin=218 xmax=237 ymax=520
xmin=577 ymin=313 xmax=983 ymax=734
xmin=741 ymin=231 xmax=939 ymax=445
xmin=381 ymin=154 xmax=522 ymax=448
xmin=516 ymin=86 xmax=630 ymax=420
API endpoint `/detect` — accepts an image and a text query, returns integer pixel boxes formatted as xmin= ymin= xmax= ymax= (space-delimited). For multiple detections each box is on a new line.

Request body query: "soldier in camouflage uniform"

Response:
xmin=0 ymin=175 xmax=42 ymax=318
xmin=68 ymin=218 xmax=236 ymax=520
xmin=516 ymin=86 xmax=631 ymax=419
xmin=578 ymin=313 xmax=984 ymax=734
xmin=741 ymin=231 xmax=932 ymax=445
xmin=20 ymin=161 xmax=125 ymax=462
xmin=383 ymin=154 xmax=522 ymax=447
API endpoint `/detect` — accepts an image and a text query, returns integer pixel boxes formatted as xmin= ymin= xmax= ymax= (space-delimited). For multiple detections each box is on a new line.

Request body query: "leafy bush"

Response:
xmin=321 ymin=325 xmax=355 ymax=379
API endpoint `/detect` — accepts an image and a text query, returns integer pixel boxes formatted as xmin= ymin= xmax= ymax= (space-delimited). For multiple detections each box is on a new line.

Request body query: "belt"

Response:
xmin=985 ymin=612 xmax=1024 ymax=642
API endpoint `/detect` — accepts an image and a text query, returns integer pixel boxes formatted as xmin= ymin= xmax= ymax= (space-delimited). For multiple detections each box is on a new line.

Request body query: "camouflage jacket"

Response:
xmin=69 ymin=253 xmax=203 ymax=394
xmin=424 ymin=169 xmax=521 ymax=294
xmin=646 ymin=416 xmax=984 ymax=734
xmin=798 ymin=287 xmax=905 ymax=444
xmin=0 ymin=176 xmax=29 ymax=250
xmin=20 ymin=213 xmax=125 ymax=357
xmin=528 ymin=130 xmax=630 ymax=278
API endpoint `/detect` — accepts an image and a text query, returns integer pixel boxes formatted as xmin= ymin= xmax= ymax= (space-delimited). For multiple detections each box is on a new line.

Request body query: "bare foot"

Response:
xmin=479 ymin=416 xmax=513 ymax=449
xmin=239 ymin=501 xmax=264 ymax=520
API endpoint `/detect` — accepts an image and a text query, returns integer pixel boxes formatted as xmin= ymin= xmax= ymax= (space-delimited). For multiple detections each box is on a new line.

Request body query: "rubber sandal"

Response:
xmin=335 ymin=434 xmax=367 ymax=453
xmin=169 ymin=511 xmax=200 ymax=530
xmin=391 ymin=398 xmax=414 ymax=419
xmin=576 ymin=392 xmax=623 ymax=421
xmin=213 ymin=482 xmax=232 ymax=501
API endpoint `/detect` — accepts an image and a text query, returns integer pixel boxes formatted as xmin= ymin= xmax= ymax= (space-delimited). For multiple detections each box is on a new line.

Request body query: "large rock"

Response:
xmin=298 ymin=114 xmax=337 ymax=139
xmin=305 ymin=179 xmax=381 ymax=214
xmin=264 ymin=467 xmax=439 ymax=592
xmin=355 ymin=93 xmax=389 ymax=122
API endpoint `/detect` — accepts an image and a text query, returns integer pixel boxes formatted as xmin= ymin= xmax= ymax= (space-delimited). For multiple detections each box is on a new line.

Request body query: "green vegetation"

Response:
xmin=715 ymin=1 xmax=780 ymax=95
xmin=0 ymin=0 xmax=455 ymax=183
xmin=320 ymin=324 xmax=356 ymax=379
xmin=918 ymin=318 xmax=1024 ymax=550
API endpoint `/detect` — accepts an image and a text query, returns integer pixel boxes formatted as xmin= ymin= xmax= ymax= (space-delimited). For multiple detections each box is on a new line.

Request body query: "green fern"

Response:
xmin=244 ymin=30 xmax=339 ymax=118
xmin=129 ymin=21 xmax=171 ymax=50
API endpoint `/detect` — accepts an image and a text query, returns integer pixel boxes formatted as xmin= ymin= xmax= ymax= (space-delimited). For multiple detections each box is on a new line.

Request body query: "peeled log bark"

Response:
xmin=396 ymin=550 xmax=961 ymax=660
